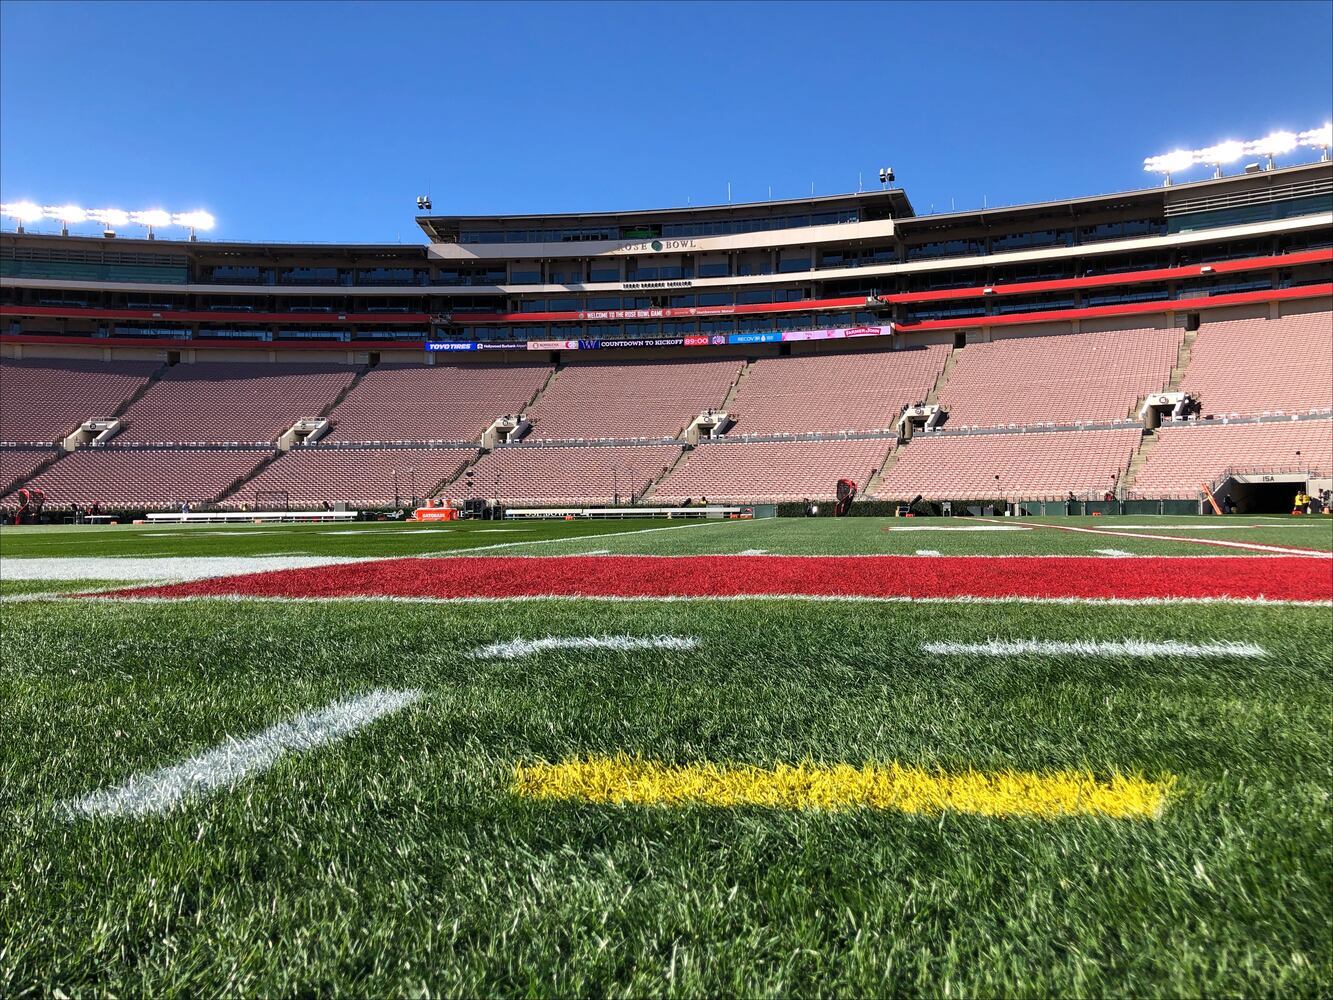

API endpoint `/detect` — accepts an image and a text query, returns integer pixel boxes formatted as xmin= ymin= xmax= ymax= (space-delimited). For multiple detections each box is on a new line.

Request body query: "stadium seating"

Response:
xmin=452 ymin=444 xmax=683 ymax=506
xmin=1131 ymin=419 xmax=1333 ymax=498
xmin=653 ymin=438 xmax=896 ymax=502
xmin=0 ymin=359 xmax=161 ymax=444
xmin=223 ymin=447 xmax=480 ymax=509
xmin=727 ymin=346 xmax=950 ymax=435
xmin=937 ymin=328 xmax=1182 ymax=428
xmin=1178 ymin=313 xmax=1333 ymax=417
xmin=525 ymin=359 xmax=742 ymax=441
xmin=16 ymin=448 xmax=273 ymax=509
xmin=116 ymin=363 xmax=358 ymax=444
xmin=875 ymin=427 xmax=1143 ymax=499
xmin=325 ymin=364 xmax=552 ymax=443
xmin=0 ymin=448 xmax=58 ymax=498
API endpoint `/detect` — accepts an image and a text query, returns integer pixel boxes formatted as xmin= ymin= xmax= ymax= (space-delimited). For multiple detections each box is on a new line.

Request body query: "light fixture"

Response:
xmin=1198 ymin=140 xmax=1246 ymax=178
xmin=878 ymin=167 xmax=894 ymax=187
xmin=131 ymin=209 xmax=172 ymax=239
xmin=1300 ymin=123 xmax=1332 ymax=160
xmin=1143 ymin=149 xmax=1194 ymax=186
xmin=173 ymin=210 xmax=215 ymax=241
xmin=1247 ymin=130 xmax=1297 ymax=169
xmin=1 ymin=200 xmax=44 ymax=232
xmin=43 ymin=204 xmax=86 ymax=235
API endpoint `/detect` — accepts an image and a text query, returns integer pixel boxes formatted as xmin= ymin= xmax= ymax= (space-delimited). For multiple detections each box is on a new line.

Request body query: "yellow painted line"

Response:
xmin=514 ymin=756 xmax=1172 ymax=820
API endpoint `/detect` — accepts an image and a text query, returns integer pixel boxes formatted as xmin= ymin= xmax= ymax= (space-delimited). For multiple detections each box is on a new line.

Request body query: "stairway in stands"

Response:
xmin=1122 ymin=429 xmax=1158 ymax=494
xmin=716 ymin=360 xmax=751 ymax=415
xmin=1166 ymin=327 xmax=1198 ymax=391
xmin=640 ymin=447 xmax=691 ymax=502
xmin=864 ymin=440 xmax=903 ymax=496
xmin=923 ymin=346 xmax=959 ymax=407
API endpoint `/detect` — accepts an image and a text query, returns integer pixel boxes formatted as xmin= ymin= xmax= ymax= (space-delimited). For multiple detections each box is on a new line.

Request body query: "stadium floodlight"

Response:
xmin=173 ymin=210 xmax=215 ymax=240
xmin=1 ymin=200 xmax=45 ymax=232
xmin=1197 ymin=141 xmax=1246 ymax=178
xmin=1143 ymin=149 xmax=1194 ymax=186
xmin=1299 ymin=123 xmax=1332 ymax=160
xmin=1247 ymin=130 xmax=1298 ymax=170
xmin=44 ymin=204 xmax=87 ymax=235
xmin=87 ymin=208 xmax=130 ymax=235
xmin=131 ymin=209 xmax=172 ymax=239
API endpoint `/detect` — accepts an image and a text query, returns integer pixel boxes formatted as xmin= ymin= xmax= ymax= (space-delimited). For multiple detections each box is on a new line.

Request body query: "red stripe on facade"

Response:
xmin=95 ymin=554 xmax=1333 ymax=602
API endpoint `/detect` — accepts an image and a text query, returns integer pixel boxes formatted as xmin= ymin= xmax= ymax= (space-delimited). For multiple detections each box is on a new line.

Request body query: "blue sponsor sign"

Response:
xmin=728 ymin=332 xmax=782 ymax=345
xmin=425 ymin=341 xmax=478 ymax=351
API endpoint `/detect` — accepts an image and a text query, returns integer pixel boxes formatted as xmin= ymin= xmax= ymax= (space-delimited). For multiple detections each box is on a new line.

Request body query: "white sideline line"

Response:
xmin=881 ymin=525 xmax=1031 ymax=532
xmin=51 ymin=593 xmax=1331 ymax=607
xmin=916 ymin=549 xmax=942 ymax=556
xmin=1110 ymin=524 xmax=1327 ymax=530
xmin=62 ymin=688 xmax=422 ymax=819
xmin=922 ymin=639 xmax=1267 ymax=658
xmin=738 ymin=549 xmax=768 ymax=555
xmin=0 ymin=555 xmax=376 ymax=582
xmin=1094 ymin=548 xmax=1134 ymax=557
xmin=472 ymin=634 xmax=699 ymax=659
xmin=435 ymin=516 xmax=757 ymax=555
xmin=976 ymin=518 xmax=1330 ymax=557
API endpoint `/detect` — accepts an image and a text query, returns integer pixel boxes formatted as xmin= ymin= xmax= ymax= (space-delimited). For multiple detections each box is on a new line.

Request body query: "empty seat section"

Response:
xmin=1179 ymin=313 xmax=1333 ymax=417
xmin=18 ymin=449 xmax=273 ymax=509
xmin=729 ymin=346 xmax=950 ymax=435
xmin=1132 ymin=420 xmax=1333 ymax=498
xmin=0 ymin=359 xmax=159 ymax=444
xmin=117 ymin=363 xmax=358 ymax=443
xmin=0 ymin=448 xmax=58 ymax=498
xmin=525 ymin=359 xmax=742 ymax=441
xmin=654 ymin=438 xmax=895 ymax=502
xmin=938 ymin=328 xmax=1182 ymax=428
xmin=453 ymin=444 xmax=682 ymax=505
xmin=224 ymin=447 xmax=479 ymax=509
xmin=325 ymin=364 xmax=552 ymax=443
xmin=876 ymin=427 xmax=1142 ymax=499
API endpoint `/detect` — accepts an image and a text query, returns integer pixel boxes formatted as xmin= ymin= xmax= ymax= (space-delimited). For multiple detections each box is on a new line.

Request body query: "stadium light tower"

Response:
xmin=1 ymin=200 xmax=44 ymax=233
xmin=1198 ymin=141 xmax=1246 ymax=179
xmin=1300 ymin=123 xmax=1332 ymax=161
xmin=87 ymin=208 xmax=130 ymax=237
xmin=131 ymin=209 xmax=172 ymax=240
xmin=1143 ymin=150 xmax=1193 ymax=186
xmin=173 ymin=210 xmax=216 ymax=241
xmin=44 ymin=204 xmax=87 ymax=236
xmin=1247 ymin=131 xmax=1298 ymax=171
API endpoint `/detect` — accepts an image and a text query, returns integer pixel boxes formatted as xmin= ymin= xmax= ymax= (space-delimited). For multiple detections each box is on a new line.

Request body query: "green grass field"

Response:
xmin=2 ymin=515 xmax=1330 ymax=996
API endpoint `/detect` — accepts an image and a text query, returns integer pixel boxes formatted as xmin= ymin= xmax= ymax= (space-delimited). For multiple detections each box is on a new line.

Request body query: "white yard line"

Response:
xmin=738 ymin=549 xmax=769 ymax=555
xmin=0 ymin=555 xmax=378 ymax=582
xmin=977 ymin=518 xmax=1330 ymax=557
xmin=916 ymin=549 xmax=942 ymax=556
xmin=921 ymin=638 xmax=1266 ymax=658
xmin=438 ymin=516 xmax=757 ymax=555
xmin=472 ymin=634 xmax=699 ymax=660
xmin=62 ymin=688 xmax=422 ymax=819
xmin=1094 ymin=549 xmax=1134 ymax=557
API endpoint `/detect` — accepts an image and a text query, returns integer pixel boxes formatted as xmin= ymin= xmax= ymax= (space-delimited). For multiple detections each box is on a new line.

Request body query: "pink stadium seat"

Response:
xmin=222 ymin=447 xmax=480 ymax=509
xmin=1131 ymin=419 xmax=1333 ymax=498
xmin=875 ymin=427 xmax=1142 ymax=500
xmin=18 ymin=449 xmax=273 ymax=509
xmin=937 ymin=328 xmax=1182 ymax=428
xmin=653 ymin=438 xmax=896 ymax=502
xmin=1179 ymin=313 xmax=1333 ymax=418
xmin=0 ymin=359 xmax=160 ymax=445
xmin=325 ymin=364 xmax=552 ymax=443
xmin=450 ymin=444 xmax=683 ymax=505
xmin=116 ymin=363 xmax=358 ymax=444
xmin=0 ymin=447 xmax=59 ymax=498
xmin=525 ymin=359 xmax=742 ymax=441
xmin=728 ymin=346 xmax=950 ymax=435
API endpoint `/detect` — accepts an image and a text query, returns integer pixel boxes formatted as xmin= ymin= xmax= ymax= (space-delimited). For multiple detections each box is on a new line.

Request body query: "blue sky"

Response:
xmin=2 ymin=0 xmax=1330 ymax=244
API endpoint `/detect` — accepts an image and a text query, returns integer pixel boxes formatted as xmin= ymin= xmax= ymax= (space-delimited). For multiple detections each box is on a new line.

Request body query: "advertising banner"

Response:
xmin=526 ymin=340 xmax=581 ymax=351
xmin=728 ymin=332 xmax=783 ymax=345
xmin=425 ymin=341 xmax=478 ymax=351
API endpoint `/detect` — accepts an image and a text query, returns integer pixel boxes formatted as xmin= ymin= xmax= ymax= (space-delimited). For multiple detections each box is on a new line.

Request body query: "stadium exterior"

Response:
xmin=2 ymin=160 xmax=1329 ymax=361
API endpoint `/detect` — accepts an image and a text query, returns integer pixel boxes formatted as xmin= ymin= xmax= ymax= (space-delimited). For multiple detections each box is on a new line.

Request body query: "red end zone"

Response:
xmin=94 ymin=555 xmax=1333 ymax=602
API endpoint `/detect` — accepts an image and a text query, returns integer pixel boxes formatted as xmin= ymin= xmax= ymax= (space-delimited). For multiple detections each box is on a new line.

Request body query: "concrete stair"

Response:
xmin=1123 ymin=430 xmax=1157 ymax=492
xmin=865 ymin=439 xmax=905 ymax=495
xmin=718 ymin=361 xmax=750 ymax=413
xmin=923 ymin=348 xmax=958 ymax=407
xmin=1166 ymin=328 xmax=1198 ymax=391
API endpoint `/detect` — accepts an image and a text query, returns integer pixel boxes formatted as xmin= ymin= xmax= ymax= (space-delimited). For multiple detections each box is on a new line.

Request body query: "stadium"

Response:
xmin=2 ymin=3 xmax=1332 ymax=992
xmin=3 ymin=154 xmax=1332 ymax=515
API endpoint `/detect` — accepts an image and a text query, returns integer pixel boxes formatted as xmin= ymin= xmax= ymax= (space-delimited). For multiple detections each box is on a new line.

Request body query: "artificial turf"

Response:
xmin=2 ymin=593 xmax=1330 ymax=996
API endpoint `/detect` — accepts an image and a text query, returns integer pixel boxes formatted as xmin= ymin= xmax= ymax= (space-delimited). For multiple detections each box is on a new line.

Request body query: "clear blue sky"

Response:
xmin=2 ymin=0 xmax=1330 ymax=244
